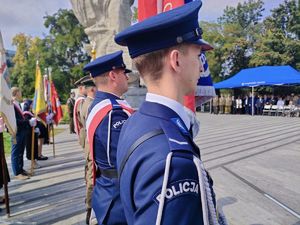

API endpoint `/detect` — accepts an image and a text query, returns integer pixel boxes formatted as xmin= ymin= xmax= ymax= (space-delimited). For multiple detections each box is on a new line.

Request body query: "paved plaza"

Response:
xmin=1 ymin=114 xmax=300 ymax=225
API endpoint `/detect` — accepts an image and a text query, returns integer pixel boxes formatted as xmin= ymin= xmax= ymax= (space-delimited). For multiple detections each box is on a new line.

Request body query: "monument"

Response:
xmin=70 ymin=0 xmax=146 ymax=108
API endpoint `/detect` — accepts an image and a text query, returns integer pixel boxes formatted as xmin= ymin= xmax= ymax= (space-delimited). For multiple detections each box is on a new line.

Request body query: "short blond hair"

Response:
xmin=11 ymin=87 xmax=20 ymax=97
xmin=133 ymin=44 xmax=189 ymax=82
xmin=93 ymin=72 xmax=109 ymax=86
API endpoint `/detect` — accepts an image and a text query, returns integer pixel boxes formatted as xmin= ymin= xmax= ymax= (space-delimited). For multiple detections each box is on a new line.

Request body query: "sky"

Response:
xmin=0 ymin=0 xmax=285 ymax=50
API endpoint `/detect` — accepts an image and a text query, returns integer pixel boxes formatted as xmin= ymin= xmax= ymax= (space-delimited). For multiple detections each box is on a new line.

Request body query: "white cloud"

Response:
xmin=0 ymin=0 xmax=72 ymax=50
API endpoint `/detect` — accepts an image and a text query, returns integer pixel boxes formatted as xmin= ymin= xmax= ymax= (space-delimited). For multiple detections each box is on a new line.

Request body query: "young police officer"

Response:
xmin=84 ymin=51 xmax=134 ymax=225
xmin=115 ymin=1 xmax=226 ymax=225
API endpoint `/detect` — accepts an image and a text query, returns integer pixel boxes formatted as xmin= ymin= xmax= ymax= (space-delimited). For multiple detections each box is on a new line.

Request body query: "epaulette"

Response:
xmin=159 ymin=120 xmax=193 ymax=153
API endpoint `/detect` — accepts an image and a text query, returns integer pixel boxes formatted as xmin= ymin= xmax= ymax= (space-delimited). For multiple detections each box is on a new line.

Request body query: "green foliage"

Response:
xmin=3 ymin=132 xmax=11 ymax=155
xmin=202 ymin=0 xmax=300 ymax=85
xmin=60 ymin=104 xmax=70 ymax=124
xmin=11 ymin=9 xmax=90 ymax=102
xmin=132 ymin=6 xmax=138 ymax=23
xmin=250 ymin=0 xmax=300 ymax=69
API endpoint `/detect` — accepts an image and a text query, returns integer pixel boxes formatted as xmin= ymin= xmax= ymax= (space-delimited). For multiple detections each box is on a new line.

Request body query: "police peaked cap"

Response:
xmin=81 ymin=77 xmax=95 ymax=87
xmin=115 ymin=1 xmax=213 ymax=59
xmin=83 ymin=50 xmax=132 ymax=78
xmin=74 ymin=75 xmax=90 ymax=87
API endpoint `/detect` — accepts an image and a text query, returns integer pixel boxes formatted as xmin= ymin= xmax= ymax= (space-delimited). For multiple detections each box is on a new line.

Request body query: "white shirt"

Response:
xmin=146 ymin=93 xmax=191 ymax=130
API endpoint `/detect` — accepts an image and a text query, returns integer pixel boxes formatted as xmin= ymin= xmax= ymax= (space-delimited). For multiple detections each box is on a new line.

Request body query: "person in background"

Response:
xmin=11 ymin=87 xmax=36 ymax=180
xmin=79 ymin=77 xmax=97 ymax=224
xmin=255 ymin=95 xmax=264 ymax=115
xmin=66 ymin=92 xmax=76 ymax=134
xmin=22 ymin=100 xmax=40 ymax=168
xmin=277 ymin=97 xmax=285 ymax=109
xmin=225 ymin=94 xmax=232 ymax=114
xmin=219 ymin=94 xmax=225 ymax=114
xmin=74 ymin=76 xmax=88 ymax=146
xmin=212 ymin=95 xmax=219 ymax=114
xmin=236 ymin=96 xmax=242 ymax=114
xmin=231 ymin=95 xmax=236 ymax=114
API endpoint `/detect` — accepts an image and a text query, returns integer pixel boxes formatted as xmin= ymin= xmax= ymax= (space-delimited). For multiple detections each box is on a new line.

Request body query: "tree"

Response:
xmin=43 ymin=9 xmax=90 ymax=101
xmin=11 ymin=9 xmax=90 ymax=101
xmin=201 ymin=0 xmax=265 ymax=82
xmin=250 ymin=0 xmax=300 ymax=70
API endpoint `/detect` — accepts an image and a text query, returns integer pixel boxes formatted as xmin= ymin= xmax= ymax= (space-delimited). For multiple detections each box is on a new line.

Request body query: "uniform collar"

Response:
xmin=145 ymin=93 xmax=191 ymax=130
xmin=95 ymin=91 xmax=121 ymax=101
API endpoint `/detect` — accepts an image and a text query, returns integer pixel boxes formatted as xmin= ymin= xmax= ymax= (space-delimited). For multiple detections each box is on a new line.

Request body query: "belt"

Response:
xmin=97 ymin=168 xmax=118 ymax=179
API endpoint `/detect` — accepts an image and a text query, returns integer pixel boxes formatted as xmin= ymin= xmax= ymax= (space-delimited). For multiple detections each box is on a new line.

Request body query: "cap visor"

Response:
xmin=125 ymin=68 xmax=132 ymax=74
xmin=190 ymin=39 xmax=213 ymax=51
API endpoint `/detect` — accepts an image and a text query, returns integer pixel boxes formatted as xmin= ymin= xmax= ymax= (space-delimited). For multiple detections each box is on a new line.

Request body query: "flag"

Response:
xmin=195 ymin=53 xmax=216 ymax=107
xmin=33 ymin=61 xmax=47 ymax=124
xmin=138 ymin=0 xmax=215 ymax=112
xmin=50 ymin=81 xmax=63 ymax=125
xmin=0 ymin=30 xmax=16 ymax=136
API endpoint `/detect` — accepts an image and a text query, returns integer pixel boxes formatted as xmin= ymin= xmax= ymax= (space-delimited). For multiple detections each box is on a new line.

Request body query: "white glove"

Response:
xmin=29 ymin=118 xmax=37 ymax=127
xmin=46 ymin=113 xmax=54 ymax=124
xmin=0 ymin=117 xmax=4 ymax=133
xmin=34 ymin=127 xmax=40 ymax=135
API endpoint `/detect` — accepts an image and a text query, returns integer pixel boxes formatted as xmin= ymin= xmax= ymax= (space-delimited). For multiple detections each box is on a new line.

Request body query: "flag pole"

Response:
xmin=49 ymin=67 xmax=55 ymax=158
xmin=30 ymin=127 xmax=35 ymax=175
xmin=51 ymin=123 xmax=55 ymax=158
xmin=0 ymin=132 xmax=10 ymax=217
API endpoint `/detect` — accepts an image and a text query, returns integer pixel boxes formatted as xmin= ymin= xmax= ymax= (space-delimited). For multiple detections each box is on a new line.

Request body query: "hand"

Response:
xmin=34 ymin=127 xmax=40 ymax=135
xmin=29 ymin=118 xmax=37 ymax=127
xmin=46 ymin=114 xmax=54 ymax=124
xmin=0 ymin=117 xmax=4 ymax=133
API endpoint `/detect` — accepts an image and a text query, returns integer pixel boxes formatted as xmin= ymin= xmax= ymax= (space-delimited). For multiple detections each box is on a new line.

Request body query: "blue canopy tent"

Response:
xmin=214 ymin=65 xmax=300 ymax=115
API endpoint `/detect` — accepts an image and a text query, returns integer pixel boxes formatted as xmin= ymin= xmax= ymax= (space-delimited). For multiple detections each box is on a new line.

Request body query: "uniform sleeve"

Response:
xmin=132 ymin=139 xmax=204 ymax=225
xmin=14 ymin=107 xmax=30 ymax=130
xmin=95 ymin=110 xmax=129 ymax=167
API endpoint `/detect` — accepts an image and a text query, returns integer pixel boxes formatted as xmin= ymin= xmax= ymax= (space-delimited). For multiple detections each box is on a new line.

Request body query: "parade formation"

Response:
xmin=1 ymin=0 xmax=300 ymax=225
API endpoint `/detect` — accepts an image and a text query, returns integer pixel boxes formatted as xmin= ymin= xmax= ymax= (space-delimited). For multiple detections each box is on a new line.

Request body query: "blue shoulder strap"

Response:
xmin=119 ymin=129 xmax=164 ymax=178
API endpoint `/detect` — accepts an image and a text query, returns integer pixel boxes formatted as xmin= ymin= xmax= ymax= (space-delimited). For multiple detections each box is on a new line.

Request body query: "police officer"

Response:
xmin=115 ymin=2 xmax=227 ymax=225
xmin=84 ymin=51 xmax=134 ymax=225
xmin=80 ymin=77 xmax=97 ymax=224
xmin=73 ymin=76 xmax=88 ymax=146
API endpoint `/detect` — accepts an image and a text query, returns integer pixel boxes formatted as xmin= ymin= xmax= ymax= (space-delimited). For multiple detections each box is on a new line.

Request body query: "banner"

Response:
xmin=33 ymin=61 xmax=47 ymax=124
xmin=0 ymin=31 xmax=16 ymax=136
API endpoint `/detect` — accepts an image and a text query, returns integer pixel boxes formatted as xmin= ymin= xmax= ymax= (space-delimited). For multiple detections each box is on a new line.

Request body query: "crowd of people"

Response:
xmin=212 ymin=93 xmax=300 ymax=116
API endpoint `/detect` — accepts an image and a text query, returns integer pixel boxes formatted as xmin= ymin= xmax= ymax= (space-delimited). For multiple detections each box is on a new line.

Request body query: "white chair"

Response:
xmin=262 ymin=105 xmax=271 ymax=116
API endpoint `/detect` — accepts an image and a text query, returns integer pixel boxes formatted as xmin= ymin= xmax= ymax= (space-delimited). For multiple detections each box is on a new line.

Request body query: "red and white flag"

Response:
xmin=0 ymin=30 xmax=16 ymax=136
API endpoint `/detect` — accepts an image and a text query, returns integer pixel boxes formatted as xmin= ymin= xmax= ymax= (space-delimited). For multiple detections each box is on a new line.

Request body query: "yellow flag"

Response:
xmin=33 ymin=61 xmax=46 ymax=115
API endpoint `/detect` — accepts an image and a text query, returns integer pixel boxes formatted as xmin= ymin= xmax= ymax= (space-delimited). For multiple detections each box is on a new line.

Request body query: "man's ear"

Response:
xmin=108 ymin=70 xmax=117 ymax=81
xmin=169 ymin=49 xmax=181 ymax=73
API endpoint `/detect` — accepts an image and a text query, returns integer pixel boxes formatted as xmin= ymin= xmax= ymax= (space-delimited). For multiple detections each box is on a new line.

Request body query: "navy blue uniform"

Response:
xmin=117 ymin=101 xmax=212 ymax=225
xmin=89 ymin=91 xmax=129 ymax=225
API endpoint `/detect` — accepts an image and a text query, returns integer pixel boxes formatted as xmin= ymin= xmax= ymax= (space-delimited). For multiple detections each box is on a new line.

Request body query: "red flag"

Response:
xmin=138 ymin=0 xmax=157 ymax=21
xmin=50 ymin=82 xmax=63 ymax=125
